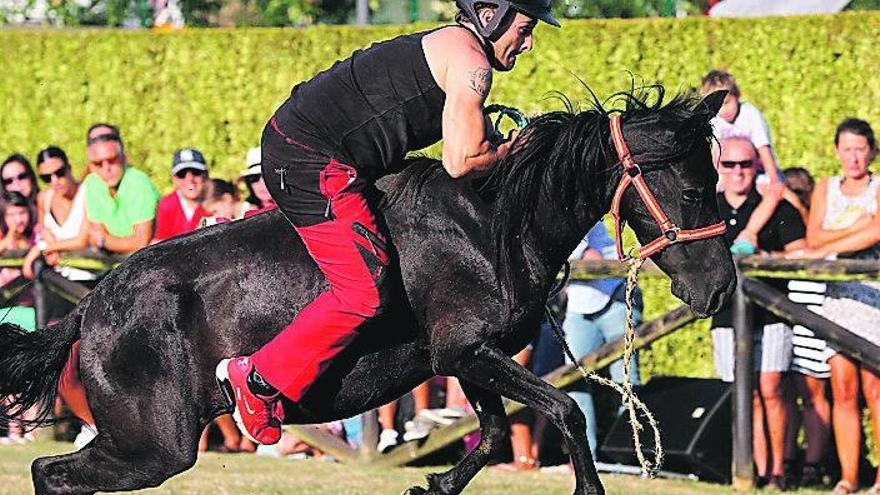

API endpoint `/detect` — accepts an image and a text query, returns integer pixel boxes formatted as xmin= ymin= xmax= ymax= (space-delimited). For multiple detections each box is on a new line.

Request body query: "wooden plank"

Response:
xmin=373 ymin=305 xmax=697 ymax=467
xmin=284 ymin=425 xmax=360 ymax=463
xmin=568 ymin=259 xmax=663 ymax=280
xmin=738 ymin=257 xmax=880 ymax=281
xmin=742 ymin=278 xmax=880 ymax=369
xmin=40 ymin=270 xmax=92 ymax=304
xmin=0 ymin=276 xmax=30 ymax=306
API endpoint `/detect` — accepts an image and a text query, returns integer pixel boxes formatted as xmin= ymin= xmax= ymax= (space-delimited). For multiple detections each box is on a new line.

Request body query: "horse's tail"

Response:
xmin=0 ymin=303 xmax=83 ymax=429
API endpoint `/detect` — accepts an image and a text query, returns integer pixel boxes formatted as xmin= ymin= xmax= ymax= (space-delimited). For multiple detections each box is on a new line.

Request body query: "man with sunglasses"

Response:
xmin=154 ymin=148 xmax=209 ymax=242
xmin=712 ymin=137 xmax=806 ymax=490
xmin=83 ymin=131 xmax=159 ymax=254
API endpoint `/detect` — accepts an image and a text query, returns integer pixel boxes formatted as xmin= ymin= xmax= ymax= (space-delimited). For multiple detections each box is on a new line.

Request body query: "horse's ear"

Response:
xmin=696 ymin=90 xmax=728 ymax=117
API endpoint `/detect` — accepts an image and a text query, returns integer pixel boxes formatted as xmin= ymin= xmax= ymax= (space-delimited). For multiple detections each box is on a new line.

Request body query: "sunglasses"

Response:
xmin=720 ymin=159 xmax=754 ymax=169
xmin=174 ymin=168 xmax=207 ymax=179
xmin=1 ymin=172 xmax=30 ymax=186
xmin=244 ymin=174 xmax=262 ymax=185
xmin=39 ymin=165 xmax=69 ymax=184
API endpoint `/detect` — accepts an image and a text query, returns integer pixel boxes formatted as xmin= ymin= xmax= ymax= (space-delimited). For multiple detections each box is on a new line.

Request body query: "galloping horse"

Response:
xmin=0 ymin=87 xmax=734 ymax=495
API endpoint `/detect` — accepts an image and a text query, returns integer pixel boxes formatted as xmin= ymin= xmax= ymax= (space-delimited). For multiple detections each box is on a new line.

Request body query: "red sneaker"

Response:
xmin=216 ymin=357 xmax=284 ymax=445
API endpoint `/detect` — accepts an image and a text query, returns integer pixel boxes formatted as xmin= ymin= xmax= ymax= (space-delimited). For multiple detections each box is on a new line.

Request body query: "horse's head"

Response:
xmin=611 ymin=90 xmax=735 ymax=317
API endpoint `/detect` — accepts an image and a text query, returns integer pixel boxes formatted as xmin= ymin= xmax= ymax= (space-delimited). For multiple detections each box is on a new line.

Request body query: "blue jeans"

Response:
xmin=562 ymin=301 xmax=642 ymax=458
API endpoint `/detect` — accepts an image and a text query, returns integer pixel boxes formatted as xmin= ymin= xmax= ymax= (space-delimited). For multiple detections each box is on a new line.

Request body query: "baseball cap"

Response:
xmin=240 ymin=147 xmax=262 ymax=178
xmin=172 ymin=148 xmax=208 ymax=175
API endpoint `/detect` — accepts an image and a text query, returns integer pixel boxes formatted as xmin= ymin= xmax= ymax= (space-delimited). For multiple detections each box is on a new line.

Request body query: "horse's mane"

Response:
xmin=381 ymin=84 xmax=716 ymax=304
xmin=481 ymin=84 xmax=716 ymax=298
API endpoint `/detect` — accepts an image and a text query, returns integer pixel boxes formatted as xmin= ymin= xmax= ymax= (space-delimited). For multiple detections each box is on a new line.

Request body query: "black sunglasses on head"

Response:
xmin=1 ymin=172 xmax=30 ymax=186
xmin=174 ymin=168 xmax=207 ymax=179
xmin=244 ymin=174 xmax=262 ymax=185
xmin=720 ymin=159 xmax=754 ymax=169
xmin=39 ymin=165 xmax=69 ymax=184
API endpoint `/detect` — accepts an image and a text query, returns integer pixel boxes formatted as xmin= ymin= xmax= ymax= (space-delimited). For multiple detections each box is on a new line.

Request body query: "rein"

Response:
xmin=544 ymin=258 xmax=662 ymax=476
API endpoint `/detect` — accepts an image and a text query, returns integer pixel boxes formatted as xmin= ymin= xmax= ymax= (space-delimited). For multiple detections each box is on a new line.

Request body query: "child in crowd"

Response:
xmin=701 ymin=70 xmax=806 ymax=255
xmin=701 ymin=70 xmax=780 ymax=183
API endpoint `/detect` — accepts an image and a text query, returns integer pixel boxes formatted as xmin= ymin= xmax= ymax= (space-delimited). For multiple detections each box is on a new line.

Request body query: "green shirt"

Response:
xmin=84 ymin=168 xmax=160 ymax=237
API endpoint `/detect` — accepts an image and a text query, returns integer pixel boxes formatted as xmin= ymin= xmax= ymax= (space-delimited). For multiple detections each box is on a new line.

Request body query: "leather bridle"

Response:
xmin=608 ymin=114 xmax=727 ymax=261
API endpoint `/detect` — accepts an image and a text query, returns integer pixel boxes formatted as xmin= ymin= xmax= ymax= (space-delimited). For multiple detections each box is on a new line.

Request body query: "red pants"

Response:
xmin=252 ymin=126 xmax=390 ymax=402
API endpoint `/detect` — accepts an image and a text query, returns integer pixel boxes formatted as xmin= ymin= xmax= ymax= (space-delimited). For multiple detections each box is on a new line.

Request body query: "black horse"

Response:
xmin=0 ymin=86 xmax=734 ymax=495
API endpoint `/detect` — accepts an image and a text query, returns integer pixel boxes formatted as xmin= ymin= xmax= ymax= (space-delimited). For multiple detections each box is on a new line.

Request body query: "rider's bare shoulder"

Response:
xmin=423 ymin=26 xmax=489 ymax=90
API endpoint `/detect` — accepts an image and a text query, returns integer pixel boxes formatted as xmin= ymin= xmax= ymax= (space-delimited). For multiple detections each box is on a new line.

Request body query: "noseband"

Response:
xmin=608 ymin=114 xmax=727 ymax=261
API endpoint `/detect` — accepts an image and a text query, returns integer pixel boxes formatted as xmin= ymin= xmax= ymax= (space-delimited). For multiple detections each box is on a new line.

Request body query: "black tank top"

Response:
xmin=273 ymin=28 xmax=447 ymax=178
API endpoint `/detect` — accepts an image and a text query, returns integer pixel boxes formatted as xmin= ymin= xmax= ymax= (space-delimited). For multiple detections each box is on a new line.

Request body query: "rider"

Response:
xmin=217 ymin=0 xmax=559 ymax=445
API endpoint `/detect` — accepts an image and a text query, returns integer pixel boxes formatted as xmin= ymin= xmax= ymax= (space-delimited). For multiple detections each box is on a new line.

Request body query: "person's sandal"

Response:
xmin=800 ymin=463 xmax=823 ymax=487
xmin=833 ymin=480 xmax=856 ymax=495
xmin=865 ymin=484 xmax=880 ymax=495
xmin=766 ymin=474 xmax=788 ymax=491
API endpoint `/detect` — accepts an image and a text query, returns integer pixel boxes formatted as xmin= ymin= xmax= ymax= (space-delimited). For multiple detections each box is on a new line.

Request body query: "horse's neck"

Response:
xmin=514 ymin=171 xmax=615 ymax=302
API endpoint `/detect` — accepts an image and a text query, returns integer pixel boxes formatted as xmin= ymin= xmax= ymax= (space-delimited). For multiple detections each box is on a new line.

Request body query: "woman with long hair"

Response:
xmin=0 ymin=153 xmax=39 ymax=207
xmin=22 ymin=146 xmax=91 ymax=280
xmin=796 ymin=118 xmax=880 ymax=495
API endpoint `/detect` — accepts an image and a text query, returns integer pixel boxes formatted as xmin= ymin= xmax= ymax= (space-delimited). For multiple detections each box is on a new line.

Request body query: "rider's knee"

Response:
xmin=334 ymin=282 xmax=389 ymax=319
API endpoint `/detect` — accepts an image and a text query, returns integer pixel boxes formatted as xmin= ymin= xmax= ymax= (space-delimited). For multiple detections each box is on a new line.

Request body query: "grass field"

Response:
xmin=0 ymin=440 xmax=837 ymax=495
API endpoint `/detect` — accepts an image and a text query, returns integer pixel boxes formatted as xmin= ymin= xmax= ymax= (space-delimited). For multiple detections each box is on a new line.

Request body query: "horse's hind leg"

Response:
xmin=32 ymin=432 xmax=198 ymax=495
xmin=405 ymin=383 xmax=508 ymax=495
xmin=33 ymin=341 xmax=203 ymax=495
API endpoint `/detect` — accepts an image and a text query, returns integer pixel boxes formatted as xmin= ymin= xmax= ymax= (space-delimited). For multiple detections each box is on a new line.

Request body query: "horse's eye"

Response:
xmin=682 ymin=189 xmax=701 ymax=203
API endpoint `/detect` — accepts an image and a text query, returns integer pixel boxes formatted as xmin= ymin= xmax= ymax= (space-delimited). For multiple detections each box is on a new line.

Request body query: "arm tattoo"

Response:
xmin=467 ymin=68 xmax=492 ymax=98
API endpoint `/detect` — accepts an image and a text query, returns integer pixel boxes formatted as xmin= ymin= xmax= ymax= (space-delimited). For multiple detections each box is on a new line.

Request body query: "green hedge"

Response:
xmin=2 ymin=13 xmax=880 ymax=377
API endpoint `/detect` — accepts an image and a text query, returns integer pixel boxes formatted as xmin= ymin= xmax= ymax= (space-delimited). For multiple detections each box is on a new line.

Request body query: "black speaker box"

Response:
xmin=599 ymin=377 xmax=732 ymax=482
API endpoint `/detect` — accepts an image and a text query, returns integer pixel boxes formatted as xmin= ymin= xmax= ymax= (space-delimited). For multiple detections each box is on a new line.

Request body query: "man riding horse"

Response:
xmin=216 ymin=0 xmax=560 ymax=445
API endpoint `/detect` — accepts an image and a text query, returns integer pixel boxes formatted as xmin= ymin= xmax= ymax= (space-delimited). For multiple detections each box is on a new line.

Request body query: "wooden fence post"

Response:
xmin=360 ymin=409 xmax=379 ymax=460
xmin=32 ymin=258 xmax=49 ymax=330
xmin=731 ymin=265 xmax=754 ymax=490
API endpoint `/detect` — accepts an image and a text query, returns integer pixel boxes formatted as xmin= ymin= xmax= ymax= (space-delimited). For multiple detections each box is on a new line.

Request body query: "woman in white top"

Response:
xmin=21 ymin=146 xmax=97 ymax=447
xmin=22 ymin=146 xmax=90 ymax=280
xmin=796 ymin=118 xmax=880 ymax=495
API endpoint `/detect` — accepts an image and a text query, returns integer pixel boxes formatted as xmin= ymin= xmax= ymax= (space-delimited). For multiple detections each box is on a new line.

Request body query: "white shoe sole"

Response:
xmin=215 ymin=358 xmax=261 ymax=445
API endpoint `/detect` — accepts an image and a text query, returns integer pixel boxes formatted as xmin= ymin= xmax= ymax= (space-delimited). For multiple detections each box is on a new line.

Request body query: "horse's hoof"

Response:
xmin=402 ymin=486 xmax=428 ymax=495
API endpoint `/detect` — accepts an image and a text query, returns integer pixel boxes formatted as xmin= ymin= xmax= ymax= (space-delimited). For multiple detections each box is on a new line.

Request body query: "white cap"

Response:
xmin=241 ymin=147 xmax=262 ymax=177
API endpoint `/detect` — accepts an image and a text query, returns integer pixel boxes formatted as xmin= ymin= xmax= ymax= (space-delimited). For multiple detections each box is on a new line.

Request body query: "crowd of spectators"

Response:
xmin=1 ymin=68 xmax=879 ymax=495
xmin=0 ymin=123 xmax=279 ymax=450
xmin=701 ymin=70 xmax=880 ymax=494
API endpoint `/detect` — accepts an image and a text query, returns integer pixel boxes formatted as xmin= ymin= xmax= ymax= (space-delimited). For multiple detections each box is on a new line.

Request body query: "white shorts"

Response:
xmin=711 ymin=323 xmax=793 ymax=383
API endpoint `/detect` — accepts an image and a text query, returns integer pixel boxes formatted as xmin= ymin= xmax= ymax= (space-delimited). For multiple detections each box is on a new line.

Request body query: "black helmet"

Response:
xmin=456 ymin=0 xmax=560 ymax=41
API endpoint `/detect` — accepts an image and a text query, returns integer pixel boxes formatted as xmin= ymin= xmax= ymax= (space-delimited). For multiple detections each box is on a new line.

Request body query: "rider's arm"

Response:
xmin=441 ymin=53 xmax=512 ymax=178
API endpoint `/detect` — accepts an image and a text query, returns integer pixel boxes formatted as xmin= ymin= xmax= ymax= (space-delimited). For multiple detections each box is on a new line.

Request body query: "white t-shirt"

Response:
xmin=711 ymin=101 xmax=773 ymax=150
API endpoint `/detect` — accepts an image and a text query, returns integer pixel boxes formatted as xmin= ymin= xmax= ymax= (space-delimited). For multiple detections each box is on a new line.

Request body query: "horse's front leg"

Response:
xmin=441 ymin=343 xmax=604 ymax=495
xmin=405 ymin=382 xmax=509 ymax=495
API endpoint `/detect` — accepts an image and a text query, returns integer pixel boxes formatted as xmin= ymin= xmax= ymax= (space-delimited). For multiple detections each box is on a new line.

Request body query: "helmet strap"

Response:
xmin=479 ymin=3 xmax=512 ymax=41
xmin=459 ymin=5 xmax=516 ymax=71
xmin=479 ymin=37 xmax=507 ymax=71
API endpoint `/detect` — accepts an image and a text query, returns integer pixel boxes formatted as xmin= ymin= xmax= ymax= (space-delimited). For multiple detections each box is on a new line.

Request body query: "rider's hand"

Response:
xmin=496 ymin=129 xmax=520 ymax=159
